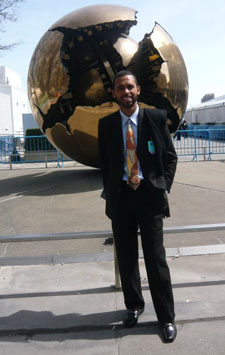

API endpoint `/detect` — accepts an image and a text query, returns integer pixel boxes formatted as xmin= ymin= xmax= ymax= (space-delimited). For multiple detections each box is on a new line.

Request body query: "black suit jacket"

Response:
xmin=98 ymin=107 xmax=177 ymax=219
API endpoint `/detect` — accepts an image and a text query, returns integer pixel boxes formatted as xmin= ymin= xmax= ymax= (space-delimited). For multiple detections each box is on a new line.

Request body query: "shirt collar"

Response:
xmin=120 ymin=105 xmax=139 ymax=127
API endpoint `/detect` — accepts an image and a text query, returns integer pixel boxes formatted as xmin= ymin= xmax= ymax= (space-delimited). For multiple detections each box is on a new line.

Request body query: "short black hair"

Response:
xmin=112 ymin=70 xmax=138 ymax=88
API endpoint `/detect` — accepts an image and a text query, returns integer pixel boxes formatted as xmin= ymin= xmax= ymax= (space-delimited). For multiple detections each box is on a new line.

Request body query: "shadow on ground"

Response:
xmin=0 ymin=310 xmax=161 ymax=342
xmin=0 ymin=169 xmax=102 ymax=198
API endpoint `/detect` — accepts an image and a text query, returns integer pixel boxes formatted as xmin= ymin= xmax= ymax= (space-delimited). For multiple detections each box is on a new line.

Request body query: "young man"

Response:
xmin=98 ymin=70 xmax=177 ymax=342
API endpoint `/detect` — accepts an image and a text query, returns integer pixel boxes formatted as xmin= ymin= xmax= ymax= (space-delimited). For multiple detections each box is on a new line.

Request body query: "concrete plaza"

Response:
xmin=0 ymin=160 xmax=225 ymax=354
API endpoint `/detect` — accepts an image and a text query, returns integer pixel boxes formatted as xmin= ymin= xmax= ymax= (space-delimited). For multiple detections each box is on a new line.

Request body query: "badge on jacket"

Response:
xmin=148 ymin=140 xmax=155 ymax=154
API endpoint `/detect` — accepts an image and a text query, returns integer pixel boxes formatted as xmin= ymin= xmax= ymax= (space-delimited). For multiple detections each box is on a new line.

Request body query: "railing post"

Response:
xmin=45 ymin=153 xmax=48 ymax=168
xmin=203 ymin=147 xmax=206 ymax=161
xmin=113 ymin=243 xmax=120 ymax=289
xmin=192 ymin=131 xmax=197 ymax=161
xmin=9 ymin=155 xmax=12 ymax=170
xmin=57 ymin=151 xmax=60 ymax=168
xmin=208 ymin=129 xmax=212 ymax=160
xmin=61 ymin=153 xmax=64 ymax=168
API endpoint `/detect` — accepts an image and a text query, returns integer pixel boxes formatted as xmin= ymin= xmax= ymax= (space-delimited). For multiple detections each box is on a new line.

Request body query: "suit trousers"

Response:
xmin=111 ymin=181 xmax=175 ymax=323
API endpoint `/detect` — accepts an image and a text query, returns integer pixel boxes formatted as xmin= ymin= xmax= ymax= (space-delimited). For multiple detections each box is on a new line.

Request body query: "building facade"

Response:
xmin=184 ymin=95 xmax=225 ymax=126
xmin=0 ymin=66 xmax=31 ymax=135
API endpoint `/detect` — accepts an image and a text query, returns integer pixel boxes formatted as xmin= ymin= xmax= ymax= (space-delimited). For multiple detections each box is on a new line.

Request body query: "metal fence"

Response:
xmin=173 ymin=128 xmax=225 ymax=160
xmin=0 ymin=135 xmax=69 ymax=168
xmin=1 ymin=129 xmax=225 ymax=167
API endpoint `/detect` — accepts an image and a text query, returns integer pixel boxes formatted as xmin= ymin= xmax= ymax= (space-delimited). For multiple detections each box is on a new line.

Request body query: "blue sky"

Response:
xmin=0 ymin=0 xmax=224 ymax=108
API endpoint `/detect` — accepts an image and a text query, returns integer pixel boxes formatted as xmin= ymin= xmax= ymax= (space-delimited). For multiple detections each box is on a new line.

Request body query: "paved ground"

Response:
xmin=0 ymin=159 xmax=225 ymax=353
xmin=0 ymin=255 xmax=225 ymax=354
xmin=0 ymin=160 xmax=225 ymax=260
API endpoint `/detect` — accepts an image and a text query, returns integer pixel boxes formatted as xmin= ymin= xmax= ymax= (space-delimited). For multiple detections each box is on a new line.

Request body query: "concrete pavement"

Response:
xmin=0 ymin=254 xmax=225 ymax=354
xmin=0 ymin=160 xmax=225 ymax=353
xmin=0 ymin=161 xmax=225 ymax=261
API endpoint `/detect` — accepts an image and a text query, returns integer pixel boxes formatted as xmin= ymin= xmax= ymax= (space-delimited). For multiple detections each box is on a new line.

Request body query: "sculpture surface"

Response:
xmin=28 ymin=4 xmax=188 ymax=167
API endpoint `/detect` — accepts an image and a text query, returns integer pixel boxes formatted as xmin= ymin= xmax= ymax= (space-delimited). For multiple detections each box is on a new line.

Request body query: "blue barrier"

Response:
xmin=173 ymin=128 xmax=225 ymax=160
xmin=187 ymin=125 xmax=225 ymax=140
xmin=0 ymin=135 xmax=70 ymax=167
xmin=1 ymin=130 xmax=225 ymax=167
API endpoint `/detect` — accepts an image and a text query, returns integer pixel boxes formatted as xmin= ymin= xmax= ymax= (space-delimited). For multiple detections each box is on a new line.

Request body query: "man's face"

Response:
xmin=112 ymin=75 xmax=141 ymax=111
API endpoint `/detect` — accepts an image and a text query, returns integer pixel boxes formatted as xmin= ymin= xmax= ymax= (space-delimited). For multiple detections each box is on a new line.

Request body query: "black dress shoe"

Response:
xmin=161 ymin=323 xmax=177 ymax=342
xmin=123 ymin=308 xmax=144 ymax=328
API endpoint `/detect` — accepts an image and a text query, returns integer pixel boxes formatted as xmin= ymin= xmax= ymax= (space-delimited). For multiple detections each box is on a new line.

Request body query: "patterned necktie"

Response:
xmin=126 ymin=119 xmax=141 ymax=190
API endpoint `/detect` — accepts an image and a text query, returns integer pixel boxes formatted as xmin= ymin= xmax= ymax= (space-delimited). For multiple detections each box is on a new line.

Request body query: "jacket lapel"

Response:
xmin=137 ymin=107 xmax=146 ymax=157
xmin=137 ymin=107 xmax=144 ymax=146
xmin=111 ymin=111 xmax=124 ymax=165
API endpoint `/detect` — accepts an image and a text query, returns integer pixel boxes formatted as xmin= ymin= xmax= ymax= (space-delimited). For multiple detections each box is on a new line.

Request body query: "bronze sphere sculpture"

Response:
xmin=28 ymin=4 xmax=188 ymax=167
